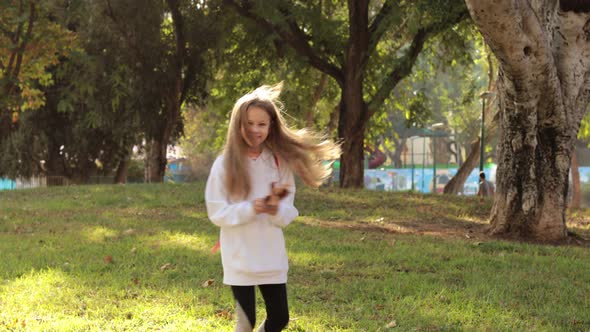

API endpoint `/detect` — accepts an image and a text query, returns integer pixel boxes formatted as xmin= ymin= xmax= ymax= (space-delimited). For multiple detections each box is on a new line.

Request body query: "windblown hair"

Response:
xmin=223 ymin=82 xmax=341 ymax=200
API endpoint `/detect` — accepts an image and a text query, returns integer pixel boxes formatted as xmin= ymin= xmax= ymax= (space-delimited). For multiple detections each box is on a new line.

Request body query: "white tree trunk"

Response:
xmin=465 ymin=1 xmax=590 ymax=240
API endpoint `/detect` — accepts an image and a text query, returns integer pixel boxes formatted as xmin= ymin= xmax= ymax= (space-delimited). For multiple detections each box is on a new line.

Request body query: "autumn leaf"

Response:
xmin=202 ymin=279 xmax=215 ymax=287
xmin=215 ymin=309 xmax=232 ymax=320
xmin=104 ymin=255 xmax=113 ymax=264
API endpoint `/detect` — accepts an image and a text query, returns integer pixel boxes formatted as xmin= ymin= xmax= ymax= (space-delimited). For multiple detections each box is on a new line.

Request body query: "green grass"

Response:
xmin=1 ymin=183 xmax=589 ymax=331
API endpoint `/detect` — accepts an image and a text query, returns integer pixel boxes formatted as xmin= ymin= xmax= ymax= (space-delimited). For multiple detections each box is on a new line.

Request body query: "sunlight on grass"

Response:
xmin=1 ymin=183 xmax=590 ymax=331
xmin=158 ymin=231 xmax=212 ymax=253
xmin=83 ymin=226 xmax=120 ymax=243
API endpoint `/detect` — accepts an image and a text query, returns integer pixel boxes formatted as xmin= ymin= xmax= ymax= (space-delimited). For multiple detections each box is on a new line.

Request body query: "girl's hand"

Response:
xmin=254 ymin=199 xmax=279 ymax=215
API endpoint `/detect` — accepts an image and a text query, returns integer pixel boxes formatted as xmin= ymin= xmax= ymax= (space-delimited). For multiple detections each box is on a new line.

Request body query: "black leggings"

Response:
xmin=231 ymin=283 xmax=289 ymax=332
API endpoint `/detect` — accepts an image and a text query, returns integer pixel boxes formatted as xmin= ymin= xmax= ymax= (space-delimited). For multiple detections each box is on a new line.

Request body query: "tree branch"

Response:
xmin=6 ymin=0 xmax=25 ymax=76
xmin=367 ymin=10 xmax=470 ymax=117
xmin=12 ymin=2 xmax=36 ymax=87
xmin=224 ymin=0 xmax=344 ymax=86
xmin=366 ymin=0 xmax=399 ymax=62
xmin=165 ymin=0 xmax=186 ymax=104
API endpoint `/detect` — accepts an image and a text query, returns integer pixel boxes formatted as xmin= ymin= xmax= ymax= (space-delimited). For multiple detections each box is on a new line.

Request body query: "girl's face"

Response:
xmin=242 ymin=106 xmax=271 ymax=152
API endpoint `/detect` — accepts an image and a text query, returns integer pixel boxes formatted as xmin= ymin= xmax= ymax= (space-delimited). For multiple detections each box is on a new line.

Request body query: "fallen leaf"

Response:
xmin=123 ymin=229 xmax=137 ymax=236
xmin=215 ymin=309 xmax=232 ymax=320
xmin=386 ymin=320 xmax=397 ymax=328
xmin=132 ymin=278 xmax=139 ymax=285
xmin=104 ymin=255 xmax=113 ymax=264
xmin=160 ymin=263 xmax=174 ymax=271
xmin=375 ymin=304 xmax=384 ymax=310
xmin=360 ymin=237 xmax=366 ymax=241
xmin=202 ymin=279 xmax=215 ymax=287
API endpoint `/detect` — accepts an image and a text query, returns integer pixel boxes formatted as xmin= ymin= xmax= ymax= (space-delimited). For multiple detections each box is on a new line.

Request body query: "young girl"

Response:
xmin=205 ymin=83 xmax=340 ymax=332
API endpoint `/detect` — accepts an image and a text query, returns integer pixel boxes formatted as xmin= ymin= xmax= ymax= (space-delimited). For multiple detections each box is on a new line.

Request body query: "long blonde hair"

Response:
xmin=223 ymin=82 xmax=341 ymax=200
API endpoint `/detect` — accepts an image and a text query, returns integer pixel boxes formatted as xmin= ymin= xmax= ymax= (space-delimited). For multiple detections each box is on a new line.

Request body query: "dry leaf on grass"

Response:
xmin=202 ymin=279 xmax=215 ymax=287
xmin=123 ymin=229 xmax=137 ymax=236
xmin=386 ymin=320 xmax=397 ymax=328
xmin=215 ymin=309 xmax=232 ymax=320
xmin=160 ymin=263 xmax=174 ymax=271
xmin=103 ymin=255 xmax=113 ymax=264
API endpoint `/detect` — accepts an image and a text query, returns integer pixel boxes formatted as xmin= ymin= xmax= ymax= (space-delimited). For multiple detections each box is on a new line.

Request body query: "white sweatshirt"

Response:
xmin=205 ymin=149 xmax=298 ymax=286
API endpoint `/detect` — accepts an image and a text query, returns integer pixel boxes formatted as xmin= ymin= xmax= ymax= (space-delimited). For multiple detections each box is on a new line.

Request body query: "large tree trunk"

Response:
xmin=465 ymin=1 xmax=590 ymax=241
xmin=145 ymin=138 xmax=167 ymax=183
xmin=337 ymin=0 xmax=369 ymax=188
xmin=337 ymin=89 xmax=368 ymax=188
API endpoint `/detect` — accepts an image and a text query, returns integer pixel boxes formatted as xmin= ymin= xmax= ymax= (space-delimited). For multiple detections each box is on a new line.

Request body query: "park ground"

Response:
xmin=1 ymin=183 xmax=589 ymax=331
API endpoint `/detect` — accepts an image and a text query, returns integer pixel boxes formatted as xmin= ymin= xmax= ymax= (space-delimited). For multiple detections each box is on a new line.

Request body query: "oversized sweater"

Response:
xmin=205 ymin=149 xmax=298 ymax=286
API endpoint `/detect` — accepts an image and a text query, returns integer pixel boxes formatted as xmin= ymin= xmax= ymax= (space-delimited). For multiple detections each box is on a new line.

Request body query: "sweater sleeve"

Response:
xmin=268 ymin=166 xmax=299 ymax=228
xmin=205 ymin=157 xmax=256 ymax=227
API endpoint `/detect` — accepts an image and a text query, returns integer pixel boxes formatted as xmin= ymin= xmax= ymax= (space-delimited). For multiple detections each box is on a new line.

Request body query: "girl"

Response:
xmin=205 ymin=83 xmax=340 ymax=332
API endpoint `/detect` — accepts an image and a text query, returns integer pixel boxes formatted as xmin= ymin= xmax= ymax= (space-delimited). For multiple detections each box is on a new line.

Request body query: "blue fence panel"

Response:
xmin=363 ymin=166 xmax=497 ymax=195
xmin=0 ymin=178 xmax=16 ymax=191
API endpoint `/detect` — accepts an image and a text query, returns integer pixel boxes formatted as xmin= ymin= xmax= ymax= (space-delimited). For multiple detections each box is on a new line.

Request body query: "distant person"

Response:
xmin=205 ymin=82 xmax=340 ymax=332
xmin=477 ymin=171 xmax=495 ymax=199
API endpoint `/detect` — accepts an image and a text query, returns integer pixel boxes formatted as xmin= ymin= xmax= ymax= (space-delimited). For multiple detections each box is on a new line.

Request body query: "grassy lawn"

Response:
xmin=1 ymin=183 xmax=589 ymax=331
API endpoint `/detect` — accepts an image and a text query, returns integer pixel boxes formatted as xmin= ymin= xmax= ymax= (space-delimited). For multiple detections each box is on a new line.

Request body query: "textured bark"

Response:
xmin=337 ymin=87 xmax=367 ymax=187
xmin=336 ymin=0 xmax=369 ymax=188
xmin=145 ymin=139 xmax=166 ymax=183
xmin=114 ymin=150 xmax=131 ymax=184
xmin=465 ymin=1 xmax=590 ymax=240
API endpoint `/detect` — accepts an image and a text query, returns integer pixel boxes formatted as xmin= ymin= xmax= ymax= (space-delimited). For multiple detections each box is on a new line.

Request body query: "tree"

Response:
xmin=0 ymin=0 xmax=77 ymax=139
xmin=224 ymin=0 xmax=470 ymax=187
xmin=465 ymin=1 xmax=590 ymax=240
xmin=99 ymin=0 xmax=220 ymax=182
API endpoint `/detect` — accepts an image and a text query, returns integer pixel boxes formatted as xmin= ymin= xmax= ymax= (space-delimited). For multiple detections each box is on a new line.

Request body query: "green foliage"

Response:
xmin=0 ymin=0 xmax=79 ymax=112
xmin=367 ymin=23 xmax=492 ymax=162
xmin=577 ymin=106 xmax=590 ymax=144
